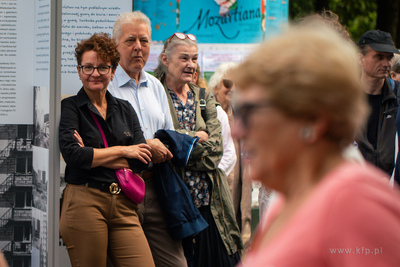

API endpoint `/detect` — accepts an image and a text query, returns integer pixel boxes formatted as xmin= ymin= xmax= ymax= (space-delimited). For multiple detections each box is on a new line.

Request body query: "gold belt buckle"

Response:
xmin=109 ymin=183 xmax=121 ymax=195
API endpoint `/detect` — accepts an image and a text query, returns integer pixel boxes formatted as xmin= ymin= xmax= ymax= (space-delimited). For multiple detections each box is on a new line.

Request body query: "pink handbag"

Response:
xmin=114 ymin=168 xmax=145 ymax=203
xmin=90 ymin=111 xmax=145 ymax=203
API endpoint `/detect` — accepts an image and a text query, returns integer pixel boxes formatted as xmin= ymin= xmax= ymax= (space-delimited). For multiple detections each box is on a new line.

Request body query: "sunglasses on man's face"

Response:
xmin=222 ymin=79 xmax=234 ymax=89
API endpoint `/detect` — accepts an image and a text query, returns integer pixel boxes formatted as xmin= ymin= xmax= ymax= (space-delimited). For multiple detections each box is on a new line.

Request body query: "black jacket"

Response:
xmin=59 ymin=88 xmax=148 ymax=184
xmin=391 ymin=79 xmax=400 ymax=184
xmin=357 ymin=78 xmax=398 ymax=176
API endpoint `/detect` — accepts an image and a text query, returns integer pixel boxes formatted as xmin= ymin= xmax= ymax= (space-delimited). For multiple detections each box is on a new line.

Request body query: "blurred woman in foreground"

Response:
xmin=232 ymin=24 xmax=400 ymax=266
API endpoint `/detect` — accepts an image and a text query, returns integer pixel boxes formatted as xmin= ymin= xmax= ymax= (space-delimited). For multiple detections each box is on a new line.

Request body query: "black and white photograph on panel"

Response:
xmin=32 ymin=145 xmax=48 ymax=212
xmin=0 ymin=124 xmax=34 ymax=267
xmin=33 ymin=86 xmax=50 ymax=149
xmin=31 ymin=145 xmax=48 ymax=267
xmin=32 ymin=207 xmax=48 ymax=267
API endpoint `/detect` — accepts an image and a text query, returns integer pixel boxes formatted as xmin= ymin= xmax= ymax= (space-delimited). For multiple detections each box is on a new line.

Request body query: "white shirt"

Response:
xmin=108 ymin=66 xmax=174 ymax=139
xmin=216 ymin=105 xmax=237 ymax=176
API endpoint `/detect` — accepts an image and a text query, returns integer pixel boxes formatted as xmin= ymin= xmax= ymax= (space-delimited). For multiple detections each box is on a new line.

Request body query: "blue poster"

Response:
xmin=134 ymin=0 xmax=288 ymax=44
xmin=265 ymin=0 xmax=289 ymax=40
xmin=179 ymin=0 xmax=263 ymax=43
xmin=134 ymin=0 xmax=177 ymax=43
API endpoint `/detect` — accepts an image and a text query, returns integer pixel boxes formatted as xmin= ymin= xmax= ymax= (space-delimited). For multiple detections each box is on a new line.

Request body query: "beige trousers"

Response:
xmin=60 ymin=184 xmax=155 ymax=267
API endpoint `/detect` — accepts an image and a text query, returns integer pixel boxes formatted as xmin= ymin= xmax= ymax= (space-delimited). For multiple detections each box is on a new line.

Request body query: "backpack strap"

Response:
xmin=199 ymin=87 xmax=206 ymax=120
xmin=390 ymin=78 xmax=395 ymax=91
xmin=389 ymin=78 xmax=400 ymax=105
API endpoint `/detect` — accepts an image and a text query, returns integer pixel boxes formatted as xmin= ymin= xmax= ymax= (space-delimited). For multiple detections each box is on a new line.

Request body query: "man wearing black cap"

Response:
xmin=356 ymin=29 xmax=400 ymax=177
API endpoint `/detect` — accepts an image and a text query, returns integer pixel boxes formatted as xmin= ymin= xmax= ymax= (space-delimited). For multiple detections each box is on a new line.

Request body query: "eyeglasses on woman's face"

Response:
xmin=79 ymin=65 xmax=113 ymax=75
xmin=168 ymin=32 xmax=197 ymax=43
xmin=235 ymin=101 xmax=272 ymax=128
xmin=222 ymin=79 xmax=234 ymax=89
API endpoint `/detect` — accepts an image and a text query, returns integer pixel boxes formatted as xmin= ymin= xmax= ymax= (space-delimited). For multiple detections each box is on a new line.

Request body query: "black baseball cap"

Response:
xmin=358 ymin=30 xmax=400 ymax=54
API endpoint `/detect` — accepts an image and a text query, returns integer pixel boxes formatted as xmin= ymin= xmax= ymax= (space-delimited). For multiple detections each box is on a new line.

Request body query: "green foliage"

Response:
xmin=289 ymin=0 xmax=377 ymax=43
xmin=330 ymin=0 xmax=376 ymax=42
xmin=289 ymin=0 xmax=314 ymax=21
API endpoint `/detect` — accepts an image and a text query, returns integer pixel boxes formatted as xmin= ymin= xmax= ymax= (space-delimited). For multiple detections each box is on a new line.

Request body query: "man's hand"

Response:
xmin=195 ymin=131 xmax=209 ymax=143
xmin=123 ymin=143 xmax=152 ymax=164
xmin=146 ymin=138 xmax=173 ymax=164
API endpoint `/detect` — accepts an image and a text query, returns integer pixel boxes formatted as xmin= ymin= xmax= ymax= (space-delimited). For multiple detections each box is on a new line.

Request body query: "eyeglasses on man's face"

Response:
xmin=79 ymin=65 xmax=113 ymax=75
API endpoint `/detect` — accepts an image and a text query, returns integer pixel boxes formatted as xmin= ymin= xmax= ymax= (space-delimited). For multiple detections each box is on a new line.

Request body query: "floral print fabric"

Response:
xmin=168 ymin=88 xmax=210 ymax=207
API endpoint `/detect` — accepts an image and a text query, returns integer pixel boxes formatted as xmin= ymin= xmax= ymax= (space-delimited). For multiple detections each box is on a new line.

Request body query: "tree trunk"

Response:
xmin=314 ymin=0 xmax=330 ymax=12
xmin=376 ymin=0 xmax=399 ymax=46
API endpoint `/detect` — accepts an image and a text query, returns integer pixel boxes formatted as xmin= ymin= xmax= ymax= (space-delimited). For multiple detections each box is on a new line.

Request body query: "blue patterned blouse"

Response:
xmin=168 ymin=88 xmax=210 ymax=208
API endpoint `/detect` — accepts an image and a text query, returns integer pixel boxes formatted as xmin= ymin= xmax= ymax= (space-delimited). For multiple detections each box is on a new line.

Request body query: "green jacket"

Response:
xmin=163 ymin=82 xmax=244 ymax=254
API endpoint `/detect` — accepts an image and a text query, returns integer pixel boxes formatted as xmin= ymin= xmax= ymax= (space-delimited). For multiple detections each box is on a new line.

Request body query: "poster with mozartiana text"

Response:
xmin=180 ymin=0 xmax=263 ymax=43
xmin=135 ymin=0 xmax=288 ymax=44
xmin=137 ymin=0 xmax=265 ymax=43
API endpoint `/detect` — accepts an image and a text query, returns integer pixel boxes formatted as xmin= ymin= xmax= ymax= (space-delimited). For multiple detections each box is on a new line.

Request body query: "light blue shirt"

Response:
xmin=108 ymin=66 xmax=174 ymax=139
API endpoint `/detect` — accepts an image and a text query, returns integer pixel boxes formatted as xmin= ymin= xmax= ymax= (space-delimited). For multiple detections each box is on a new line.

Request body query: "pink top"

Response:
xmin=239 ymin=162 xmax=400 ymax=267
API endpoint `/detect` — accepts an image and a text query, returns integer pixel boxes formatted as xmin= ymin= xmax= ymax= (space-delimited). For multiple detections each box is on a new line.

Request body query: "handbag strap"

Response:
xmin=199 ymin=87 xmax=206 ymax=120
xmin=89 ymin=111 xmax=109 ymax=148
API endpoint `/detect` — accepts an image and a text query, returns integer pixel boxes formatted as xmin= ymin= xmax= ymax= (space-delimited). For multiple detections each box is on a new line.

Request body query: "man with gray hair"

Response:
xmin=356 ymin=29 xmax=400 ymax=176
xmin=108 ymin=11 xmax=187 ymax=266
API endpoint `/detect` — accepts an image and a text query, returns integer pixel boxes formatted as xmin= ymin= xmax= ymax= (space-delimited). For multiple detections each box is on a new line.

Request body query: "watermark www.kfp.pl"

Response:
xmin=329 ymin=247 xmax=383 ymax=255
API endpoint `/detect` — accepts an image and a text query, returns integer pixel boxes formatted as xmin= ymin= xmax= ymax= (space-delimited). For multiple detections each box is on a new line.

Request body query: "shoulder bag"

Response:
xmin=89 ymin=111 xmax=145 ymax=203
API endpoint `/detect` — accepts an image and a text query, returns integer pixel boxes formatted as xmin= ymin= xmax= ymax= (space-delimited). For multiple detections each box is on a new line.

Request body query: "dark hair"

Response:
xmin=358 ymin=44 xmax=372 ymax=56
xmin=75 ymin=32 xmax=120 ymax=71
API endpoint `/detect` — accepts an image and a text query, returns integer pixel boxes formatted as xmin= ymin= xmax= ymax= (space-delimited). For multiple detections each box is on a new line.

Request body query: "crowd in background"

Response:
xmin=56 ymin=8 xmax=400 ymax=267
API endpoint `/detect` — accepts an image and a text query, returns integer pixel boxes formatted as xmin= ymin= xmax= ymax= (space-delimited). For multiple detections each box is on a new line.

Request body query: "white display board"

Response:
xmin=61 ymin=0 xmax=132 ymax=95
xmin=0 ymin=0 xmax=34 ymax=123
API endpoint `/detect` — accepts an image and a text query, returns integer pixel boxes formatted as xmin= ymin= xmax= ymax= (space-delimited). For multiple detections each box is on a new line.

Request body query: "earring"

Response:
xmin=299 ymin=126 xmax=314 ymax=140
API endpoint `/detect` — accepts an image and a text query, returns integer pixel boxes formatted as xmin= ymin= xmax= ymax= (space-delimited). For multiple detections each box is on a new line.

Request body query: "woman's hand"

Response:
xmin=74 ymin=129 xmax=152 ymax=166
xmin=74 ymin=130 xmax=84 ymax=147
xmin=195 ymin=131 xmax=209 ymax=143
xmin=123 ymin=143 xmax=152 ymax=164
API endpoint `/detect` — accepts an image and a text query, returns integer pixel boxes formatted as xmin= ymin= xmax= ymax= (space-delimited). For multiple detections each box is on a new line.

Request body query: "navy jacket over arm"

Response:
xmin=154 ymin=129 xmax=208 ymax=240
